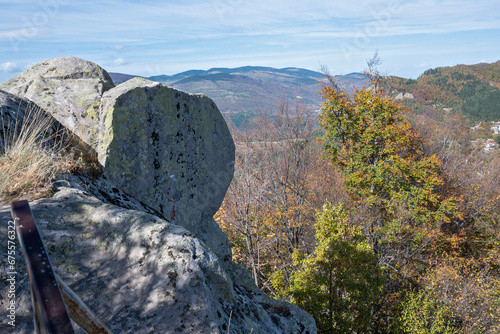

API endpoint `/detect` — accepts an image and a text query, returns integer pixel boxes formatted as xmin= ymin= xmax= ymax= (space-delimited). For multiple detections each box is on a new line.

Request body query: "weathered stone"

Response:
xmin=53 ymin=174 xmax=165 ymax=218
xmin=98 ymin=78 xmax=235 ymax=259
xmin=1 ymin=58 xmax=235 ymax=258
xmin=394 ymin=92 xmax=404 ymax=100
xmin=0 ymin=58 xmax=316 ymax=333
xmin=0 ymin=181 xmax=316 ymax=334
xmin=0 ymin=57 xmax=115 ymax=147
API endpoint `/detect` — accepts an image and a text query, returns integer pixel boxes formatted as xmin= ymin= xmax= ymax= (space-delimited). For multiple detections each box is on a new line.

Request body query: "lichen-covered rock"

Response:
xmin=0 ymin=181 xmax=316 ymax=334
xmin=53 ymin=174 xmax=165 ymax=218
xmin=98 ymin=78 xmax=235 ymax=259
xmin=1 ymin=58 xmax=235 ymax=258
xmin=0 ymin=57 xmax=115 ymax=146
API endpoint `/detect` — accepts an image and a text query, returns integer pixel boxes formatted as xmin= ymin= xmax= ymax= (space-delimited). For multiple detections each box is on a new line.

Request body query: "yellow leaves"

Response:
xmin=415 ymin=261 xmax=500 ymax=332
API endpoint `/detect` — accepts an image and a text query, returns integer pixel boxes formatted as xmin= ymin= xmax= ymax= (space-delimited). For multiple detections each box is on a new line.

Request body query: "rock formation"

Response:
xmin=98 ymin=77 xmax=234 ymax=259
xmin=0 ymin=57 xmax=316 ymax=333
xmin=1 ymin=90 xmax=33 ymax=153
xmin=0 ymin=89 xmax=64 ymax=154
xmin=0 ymin=179 xmax=316 ymax=333
xmin=0 ymin=57 xmax=234 ymax=260
xmin=394 ymin=92 xmax=414 ymax=100
xmin=0 ymin=57 xmax=115 ymax=147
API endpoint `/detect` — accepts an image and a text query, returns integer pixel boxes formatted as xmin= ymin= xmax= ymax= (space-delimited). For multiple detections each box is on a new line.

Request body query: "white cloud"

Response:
xmin=0 ymin=62 xmax=21 ymax=72
xmin=0 ymin=0 xmax=499 ymax=81
xmin=103 ymin=45 xmax=128 ymax=51
xmin=113 ymin=58 xmax=129 ymax=66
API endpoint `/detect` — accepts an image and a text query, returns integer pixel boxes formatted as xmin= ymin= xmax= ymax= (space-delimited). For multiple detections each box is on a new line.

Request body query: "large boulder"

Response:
xmin=98 ymin=78 xmax=235 ymax=259
xmin=0 ymin=57 xmax=115 ymax=146
xmin=0 ymin=58 xmax=314 ymax=333
xmin=0 ymin=180 xmax=316 ymax=334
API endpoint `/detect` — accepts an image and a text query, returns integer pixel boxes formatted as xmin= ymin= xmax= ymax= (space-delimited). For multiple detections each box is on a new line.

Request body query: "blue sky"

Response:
xmin=1 ymin=0 xmax=499 ymax=83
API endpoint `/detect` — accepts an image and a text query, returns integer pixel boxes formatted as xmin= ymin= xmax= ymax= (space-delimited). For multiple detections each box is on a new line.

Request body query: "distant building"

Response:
xmin=484 ymin=138 xmax=497 ymax=151
xmin=491 ymin=123 xmax=500 ymax=134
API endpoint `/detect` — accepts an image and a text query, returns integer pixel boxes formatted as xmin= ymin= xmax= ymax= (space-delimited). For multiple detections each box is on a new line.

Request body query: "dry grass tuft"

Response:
xmin=0 ymin=104 xmax=69 ymax=203
xmin=63 ymin=125 xmax=102 ymax=180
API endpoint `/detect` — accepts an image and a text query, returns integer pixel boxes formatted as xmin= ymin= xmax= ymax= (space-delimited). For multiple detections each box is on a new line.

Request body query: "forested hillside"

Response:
xmin=383 ymin=61 xmax=500 ymax=122
xmin=216 ymin=64 xmax=500 ymax=333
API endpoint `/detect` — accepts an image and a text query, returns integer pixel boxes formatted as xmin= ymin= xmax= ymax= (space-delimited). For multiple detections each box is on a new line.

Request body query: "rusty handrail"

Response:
xmin=11 ymin=200 xmax=75 ymax=333
xmin=10 ymin=200 xmax=113 ymax=334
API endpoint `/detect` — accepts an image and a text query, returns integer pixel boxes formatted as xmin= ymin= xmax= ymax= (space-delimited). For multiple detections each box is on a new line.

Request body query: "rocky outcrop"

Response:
xmin=1 ymin=58 xmax=234 ymax=259
xmin=0 ymin=179 xmax=316 ymax=334
xmin=98 ymin=78 xmax=234 ymax=259
xmin=1 ymin=90 xmax=32 ymax=153
xmin=394 ymin=92 xmax=414 ymax=100
xmin=0 ymin=57 xmax=316 ymax=333
xmin=0 ymin=57 xmax=115 ymax=146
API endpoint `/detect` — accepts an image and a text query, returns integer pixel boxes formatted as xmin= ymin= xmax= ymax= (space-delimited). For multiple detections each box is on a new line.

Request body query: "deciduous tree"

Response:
xmin=285 ymin=204 xmax=384 ymax=333
xmin=319 ymin=67 xmax=459 ymax=277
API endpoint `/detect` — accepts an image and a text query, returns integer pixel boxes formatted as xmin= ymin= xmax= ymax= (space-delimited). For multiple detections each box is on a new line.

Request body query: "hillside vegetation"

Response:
xmin=383 ymin=61 xmax=500 ymax=122
xmin=216 ymin=63 xmax=500 ymax=333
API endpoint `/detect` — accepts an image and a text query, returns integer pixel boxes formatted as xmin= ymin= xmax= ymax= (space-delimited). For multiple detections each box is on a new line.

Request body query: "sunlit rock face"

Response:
xmin=0 ymin=180 xmax=317 ymax=334
xmin=98 ymin=77 xmax=235 ymax=259
xmin=0 ymin=56 xmax=115 ymax=147
xmin=0 ymin=57 xmax=316 ymax=333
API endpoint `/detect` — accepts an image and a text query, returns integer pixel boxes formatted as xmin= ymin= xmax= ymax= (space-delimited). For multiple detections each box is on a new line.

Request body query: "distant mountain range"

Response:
xmin=110 ymin=61 xmax=500 ymax=128
xmin=108 ymin=67 xmax=368 ymax=128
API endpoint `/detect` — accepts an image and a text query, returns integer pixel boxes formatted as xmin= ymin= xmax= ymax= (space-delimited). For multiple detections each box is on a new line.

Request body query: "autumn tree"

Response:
xmin=318 ymin=60 xmax=500 ymax=332
xmin=399 ymin=261 xmax=500 ymax=333
xmin=319 ymin=68 xmax=459 ymax=278
xmin=283 ymin=204 xmax=384 ymax=333
xmin=398 ymin=289 xmax=458 ymax=334
xmin=216 ymin=99 xmax=344 ymax=293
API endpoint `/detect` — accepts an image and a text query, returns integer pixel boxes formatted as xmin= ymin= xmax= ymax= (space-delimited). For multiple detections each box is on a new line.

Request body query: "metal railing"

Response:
xmin=11 ymin=200 xmax=112 ymax=334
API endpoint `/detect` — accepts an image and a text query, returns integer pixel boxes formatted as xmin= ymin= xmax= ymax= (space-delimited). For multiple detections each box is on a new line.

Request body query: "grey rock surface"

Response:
xmin=0 ymin=181 xmax=316 ymax=334
xmin=98 ymin=78 xmax=235 ymax=259
xmin=394 ymin=92 xmax=415 ymax=100
xmin=53 ymin=174 xmax=164 ymax=218
xmin=0 ymin=57 xmax=115 ymax=147
xmin=0 ymin=58 xmax=316 ymax=333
